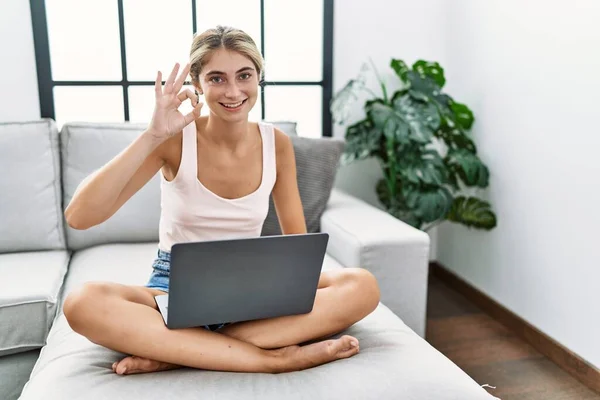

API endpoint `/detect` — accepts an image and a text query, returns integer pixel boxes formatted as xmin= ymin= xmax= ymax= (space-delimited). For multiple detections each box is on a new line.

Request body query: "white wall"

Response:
xmin=0 ymin=0 xmax=39 ymax=122
xmin=438 ymin=0 xmax=600 ymax=368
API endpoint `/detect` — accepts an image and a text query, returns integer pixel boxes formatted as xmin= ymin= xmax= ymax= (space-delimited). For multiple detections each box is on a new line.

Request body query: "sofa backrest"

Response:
xmin=0 ymin=120 xmax=66 ymax=253
xmin=0 ymin=118 xmax=343 ymax=253
xmin=61 ymin=122 xmax=162 ymax=251
xmin=60 ymin=120 xmax=304 ymax=251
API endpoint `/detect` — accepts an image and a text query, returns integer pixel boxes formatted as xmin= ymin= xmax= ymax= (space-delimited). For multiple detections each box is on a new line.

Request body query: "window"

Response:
xmin=30 ymin=0 xmax=334 ymax=137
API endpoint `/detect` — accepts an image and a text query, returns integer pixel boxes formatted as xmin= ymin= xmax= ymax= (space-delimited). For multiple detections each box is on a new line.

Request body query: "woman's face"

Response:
xmin=197 ymin=48 xmax=259 ymax=123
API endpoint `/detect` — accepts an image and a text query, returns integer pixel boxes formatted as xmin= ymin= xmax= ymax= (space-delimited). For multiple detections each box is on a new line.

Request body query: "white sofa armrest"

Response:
xmin=320 ymin=189 xmax=430 ymax=337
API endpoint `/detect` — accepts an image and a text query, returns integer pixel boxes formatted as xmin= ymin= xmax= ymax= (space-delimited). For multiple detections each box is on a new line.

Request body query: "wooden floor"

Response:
xmin=426 ymin=274 xmax=600 ymax=400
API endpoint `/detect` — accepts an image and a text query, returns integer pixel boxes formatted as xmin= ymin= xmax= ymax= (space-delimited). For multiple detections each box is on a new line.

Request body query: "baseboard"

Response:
xmin=430 ymin=262 xmax=600 ymax=394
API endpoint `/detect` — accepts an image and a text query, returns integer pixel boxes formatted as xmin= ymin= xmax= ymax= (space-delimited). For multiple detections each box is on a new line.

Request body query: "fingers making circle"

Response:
xmin=154 ymin=63 xmax=191 ymax=98
xmin=177 ymin=89 xmax=197 ymax=106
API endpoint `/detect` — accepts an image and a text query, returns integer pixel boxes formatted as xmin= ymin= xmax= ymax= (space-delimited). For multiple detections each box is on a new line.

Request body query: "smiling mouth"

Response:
xmin=219 ymin=99 xmax=248 ymax=110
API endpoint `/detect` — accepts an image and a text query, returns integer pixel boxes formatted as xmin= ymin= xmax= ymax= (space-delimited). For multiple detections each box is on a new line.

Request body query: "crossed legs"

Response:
xmin=63 ymin=268 xmax=380 ymax=374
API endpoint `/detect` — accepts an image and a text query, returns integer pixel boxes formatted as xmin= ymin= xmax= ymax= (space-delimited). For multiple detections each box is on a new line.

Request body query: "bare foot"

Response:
xmin=272 ymin=335 xmax=360 ymax=373
xmin=111 ymin=335 xmax=359 ymax=375
xmin=112 ymin=356 xmax=181 ymax=375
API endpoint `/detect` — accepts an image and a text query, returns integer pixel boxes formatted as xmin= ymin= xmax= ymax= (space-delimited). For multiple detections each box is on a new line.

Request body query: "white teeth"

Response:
xmin=222 ymin=100 xmax=244 ymax=108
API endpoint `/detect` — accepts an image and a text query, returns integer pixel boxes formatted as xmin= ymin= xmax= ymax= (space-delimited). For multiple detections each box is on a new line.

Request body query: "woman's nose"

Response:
xmin=224 ymin=82 xmax=242 ymax=98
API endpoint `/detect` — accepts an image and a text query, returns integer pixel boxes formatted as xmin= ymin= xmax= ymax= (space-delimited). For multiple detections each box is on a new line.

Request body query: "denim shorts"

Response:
xmin=146 ymin=248 xmax=229 ymax=332
xmin=145 ymin=249 xmax=172 ymax=293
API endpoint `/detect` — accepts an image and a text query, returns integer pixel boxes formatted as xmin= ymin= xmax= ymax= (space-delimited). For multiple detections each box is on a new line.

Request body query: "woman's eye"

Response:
xmin=239 ymin=73 xmax=251 ymax=80
xmin=209 ymin=76 xmax=223 ymax=83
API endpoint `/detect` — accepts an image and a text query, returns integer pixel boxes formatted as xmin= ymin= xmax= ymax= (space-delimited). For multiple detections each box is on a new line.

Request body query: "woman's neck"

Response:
xmin=202 ymin=114 xmax=250 ymax=148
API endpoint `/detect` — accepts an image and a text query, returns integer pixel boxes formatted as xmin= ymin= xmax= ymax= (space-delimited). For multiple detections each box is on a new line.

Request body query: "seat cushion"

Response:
xmin=22 ymin=308 xmax=498 ymax=399
xmin=0 ymin=349 xmax=40 ymax=400
xmin=20 ymin=243 xmax=497 ymax=400
xmin=0 ymin=251 xmax=69 ymax=357
xmin=0 ymin=120 xmax=66 ymax=253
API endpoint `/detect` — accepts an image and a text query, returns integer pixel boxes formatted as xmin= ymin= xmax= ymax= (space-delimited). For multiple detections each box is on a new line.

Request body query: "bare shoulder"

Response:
xmin=273 ymin=126 xmax=294 ymax=165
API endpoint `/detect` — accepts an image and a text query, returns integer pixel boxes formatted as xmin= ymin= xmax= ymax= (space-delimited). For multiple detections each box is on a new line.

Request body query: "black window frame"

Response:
xmin=29 ymin=0 xmax=334 ymax=137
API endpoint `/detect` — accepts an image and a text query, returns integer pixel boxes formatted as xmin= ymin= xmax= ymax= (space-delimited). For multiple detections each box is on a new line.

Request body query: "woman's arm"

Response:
xmin=64 ymin=63 xmax=202 ymax=230
xmin=64 ymin=133 xmax=166 ymax=230
xmin=271 ymin=129 xmax=307 ymax=235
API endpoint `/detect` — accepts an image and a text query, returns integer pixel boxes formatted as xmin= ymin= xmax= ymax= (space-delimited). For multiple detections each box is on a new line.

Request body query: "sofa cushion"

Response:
xmin=0 ymin=349 xmax=40 ymax=400
xmin=262 ymin=136 xmax=345 ymax=235
xmin=20 ymin=243 xmax=497 ymax=400
xmin=268 ymin=120 xmax=297 ymax=136
xmin=60 ymin=122 xmax=162 ymax=251
xmin=0 ymin=120 xmax=66 ymax=253
xmin=0 ymin=251 xmax=69 ymax=357
xmin=21 ymin=312 xmax=497 ymax=400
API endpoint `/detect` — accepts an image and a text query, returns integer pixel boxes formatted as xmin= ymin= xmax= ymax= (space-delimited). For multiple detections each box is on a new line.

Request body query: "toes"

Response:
xmin=341 ymin=346 xmax=359 ymax=358
xmin=112 ymin=356 xmax=174 ymax=375
xmin=336 ymin=336 xmax=360 ymax=357
xmin=340 ymin=335 xmax=359 ymax=350
xmin=115 ymin=365 xmax=128 ymax=375
xmin=113 ymin=356 xmax=135 ymax=375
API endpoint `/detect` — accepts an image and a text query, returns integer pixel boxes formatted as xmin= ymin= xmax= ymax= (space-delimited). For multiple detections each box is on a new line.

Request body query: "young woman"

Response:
xmin=63 ymin=26 xmax=380 ymax=375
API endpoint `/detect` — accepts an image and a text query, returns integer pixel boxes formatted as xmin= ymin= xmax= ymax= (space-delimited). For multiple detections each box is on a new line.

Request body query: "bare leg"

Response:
xmin=114 ymin=268 xmax=379 ymax=374
xmin=63 ymin=282 xmax=361 ymax=375
xmin=220 ymin=268 xmax=380 ymax=348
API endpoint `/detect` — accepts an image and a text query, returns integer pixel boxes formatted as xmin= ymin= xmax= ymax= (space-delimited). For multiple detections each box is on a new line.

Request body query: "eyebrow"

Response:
xmin=205 ymin=66 xmax=254 ymax=76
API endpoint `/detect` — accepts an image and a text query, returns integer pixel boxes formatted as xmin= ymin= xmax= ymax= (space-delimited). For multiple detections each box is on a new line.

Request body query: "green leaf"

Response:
xmin=445 ymin=149 xmax=489 ymax=187
xmin=391 ymin=59 xmax=410 ymax=83
xmin=447 ymin=196 xmax=497 ymax=230
xmin=393 ymin=92 xmax=441 ymax=143
xmin=435 ymin=93 xmax=454 ymax=109
xmin=366 ymin=99 xmax=411 ymax=144
xmin=450 ymin=102 xmax=475 ymax=130
xmin=398 ymin=150 xmax=448 ymax=186
xmin=408 ymin=90 xmax=429 ymax=102
xmin=436 ymin=122 xmax=477 ymax=152
xmin=406 ymin=71 xmax=442 ymax=98
xmin=377 ymin=178 xmax=422 ymax=227
xmin=342 ymin=118 xmax=380 ymax=164
xmin=446 ymin=170 xmax=460 ymax=191
xmin=404 ymin=186 xmax=454 ymax=223
xmin=412 ymin=60 xmax=446 ymax=88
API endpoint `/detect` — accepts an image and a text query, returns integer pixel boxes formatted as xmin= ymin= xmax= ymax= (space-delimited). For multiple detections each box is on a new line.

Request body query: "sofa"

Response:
xmin=0 ymin=119 xmax=498 ymax=400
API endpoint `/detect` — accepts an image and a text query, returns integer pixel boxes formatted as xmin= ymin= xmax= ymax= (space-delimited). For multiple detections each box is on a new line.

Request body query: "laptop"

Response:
xmin=154 ymin=232 xmax=329 ymax=329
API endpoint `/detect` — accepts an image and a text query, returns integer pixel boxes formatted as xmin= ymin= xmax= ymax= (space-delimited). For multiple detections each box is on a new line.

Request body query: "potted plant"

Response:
xmin=330 ymin=59 xmax=497 ymax=232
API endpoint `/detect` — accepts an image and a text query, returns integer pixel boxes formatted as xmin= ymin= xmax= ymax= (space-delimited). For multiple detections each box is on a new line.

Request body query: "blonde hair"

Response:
xmin=189 ymin=26 xmax=264 ymax=87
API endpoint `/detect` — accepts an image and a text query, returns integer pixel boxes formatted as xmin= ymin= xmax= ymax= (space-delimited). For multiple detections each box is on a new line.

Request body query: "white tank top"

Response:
xmin=157 ymin=120 xmax=277 ymax=252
